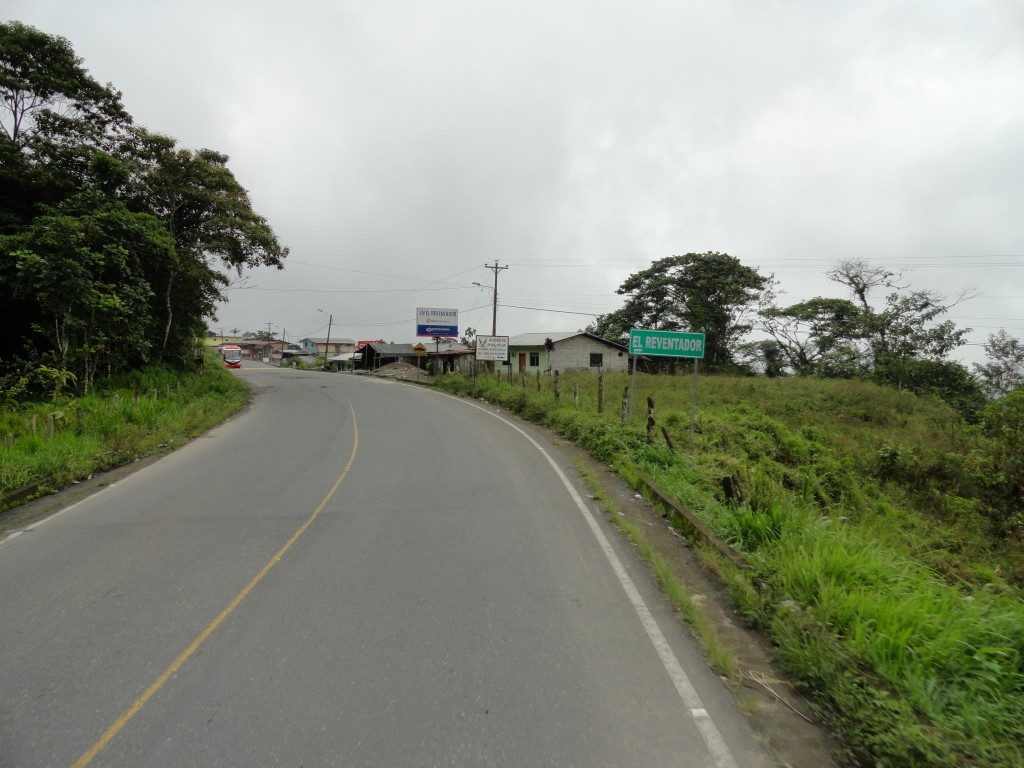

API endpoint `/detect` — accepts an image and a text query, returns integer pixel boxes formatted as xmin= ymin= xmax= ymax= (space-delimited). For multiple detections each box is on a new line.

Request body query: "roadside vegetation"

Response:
xmin=5 ymin=22 xmax=1024 ymax=765
xmin=0 ymin=354 xmax=249 ymax=517
xmin=0 ymin=23 xmax=277 ymax=520
xmin=432 ymin=370 xmax=1024 ymax=768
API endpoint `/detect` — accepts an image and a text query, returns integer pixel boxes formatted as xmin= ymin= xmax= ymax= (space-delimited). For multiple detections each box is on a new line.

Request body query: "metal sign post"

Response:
xmin=629 ymin=329 xmax=706 ymax=434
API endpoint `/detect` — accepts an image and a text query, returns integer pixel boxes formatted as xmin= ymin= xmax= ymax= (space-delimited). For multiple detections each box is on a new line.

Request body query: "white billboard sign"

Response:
xmin=475 ymin=335 xmax=509 ymax=361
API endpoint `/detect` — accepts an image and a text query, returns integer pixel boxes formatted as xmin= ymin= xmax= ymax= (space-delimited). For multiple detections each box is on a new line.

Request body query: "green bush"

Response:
xmin=1 ymin=358 xmax=249 ymax=506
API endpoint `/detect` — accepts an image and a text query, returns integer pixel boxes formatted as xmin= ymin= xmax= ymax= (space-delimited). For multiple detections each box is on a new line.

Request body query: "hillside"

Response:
xmin=433 ymin=371 xmax=1024 ymax=768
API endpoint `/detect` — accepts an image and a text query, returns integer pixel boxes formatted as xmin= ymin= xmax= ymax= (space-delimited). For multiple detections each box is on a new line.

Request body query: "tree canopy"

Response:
xmin=974 ymin=330 xmax=1024 ymax=400
xmin=591 ymin=252 xmax=774 ymax=370
xmin=0 ymin=22 xmax=287 ymax=396
xmin=757 ymin=260 xmax=974 ymax=383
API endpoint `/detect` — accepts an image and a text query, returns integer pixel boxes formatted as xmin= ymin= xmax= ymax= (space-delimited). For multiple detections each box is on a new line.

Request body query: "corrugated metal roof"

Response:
xmin=364 ymin=343 xmax=416 ymax=354
xmin=507 ymin=332 xmax=627 ymax=350
xmin=302 ymin=337 xmax=357 ymax=345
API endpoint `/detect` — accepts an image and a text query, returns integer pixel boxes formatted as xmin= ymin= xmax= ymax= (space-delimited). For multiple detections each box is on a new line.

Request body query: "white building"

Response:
xmin=505 ymin=332 xmax=629 ymax=374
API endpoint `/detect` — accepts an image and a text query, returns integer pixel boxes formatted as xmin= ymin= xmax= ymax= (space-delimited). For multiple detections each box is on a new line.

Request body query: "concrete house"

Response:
xmin=505 ymin=332 xmax=629 ymax=374
xmin=299 ymin=337 xmax=357 ymax=357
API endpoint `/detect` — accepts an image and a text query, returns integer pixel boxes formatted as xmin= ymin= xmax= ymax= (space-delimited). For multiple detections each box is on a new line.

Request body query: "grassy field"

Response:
xmin=432 ymin=369 xmax=1024 ymax=768
xmin=0 ymin=356 xmax=250 ymax=513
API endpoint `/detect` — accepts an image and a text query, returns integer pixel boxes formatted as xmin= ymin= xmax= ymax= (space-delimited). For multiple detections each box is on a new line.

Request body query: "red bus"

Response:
xmin=221 ymin=345 xmax=243 ymax=368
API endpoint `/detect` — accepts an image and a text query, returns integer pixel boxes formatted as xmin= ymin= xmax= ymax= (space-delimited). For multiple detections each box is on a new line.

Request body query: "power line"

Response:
xmin=226 ymin=286 xmax=456 ymax=294
xmin=499 ymin=303 xmax=601 ymax=317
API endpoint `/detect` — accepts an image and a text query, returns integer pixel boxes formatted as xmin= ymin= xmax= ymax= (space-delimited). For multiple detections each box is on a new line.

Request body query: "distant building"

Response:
xmin=359 ymin=342 xmax=418 ymax=370
xmin=299 ymin=337 xmax=357 ymax=357
xmin=505 ymin=332 xmax=629 ymax=373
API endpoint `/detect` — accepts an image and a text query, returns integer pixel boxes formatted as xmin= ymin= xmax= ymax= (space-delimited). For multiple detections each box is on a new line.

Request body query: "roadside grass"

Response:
xmin=1 ymin=357 xmax=249 ymax=509
xmin=433 ymin=370 xmax=1024 ymax=768
xmin=574 ymin=458 xmax=738 ymax=682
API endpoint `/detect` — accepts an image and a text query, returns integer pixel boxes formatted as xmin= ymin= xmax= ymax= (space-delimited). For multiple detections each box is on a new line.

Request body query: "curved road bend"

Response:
xmin=0 ymin=362 xmax=774 ymax=767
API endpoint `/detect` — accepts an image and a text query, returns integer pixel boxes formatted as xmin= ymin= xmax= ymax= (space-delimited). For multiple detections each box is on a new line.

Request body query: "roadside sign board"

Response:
xmin=475 ymin=335 xmax=509 ymax=361
xmin=416 ymin=307 xmax=459 ymax=337
xmin=629 ymin=328 xmax=705 ymax=359
xmin=413 ymin=343 xmax=426 ymax=357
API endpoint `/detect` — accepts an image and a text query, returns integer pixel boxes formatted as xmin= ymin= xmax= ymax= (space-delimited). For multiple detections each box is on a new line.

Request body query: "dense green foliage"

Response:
xmin=591 ymin=251 xmax=773 ymax=371
xmin=433 ymin=370 xmax=1024 ymax=767
xmin=587 ymin=254 xmax=1023 ymax=418
xmin=0 ymin=352 xmax=249 ymax=512
xmin=1 ymin=22 xmax=287 ymax=396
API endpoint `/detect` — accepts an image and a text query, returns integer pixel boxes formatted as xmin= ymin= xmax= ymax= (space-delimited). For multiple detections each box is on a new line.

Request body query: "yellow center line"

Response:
xmin=71 ymin=403 xmax=359 ymax=768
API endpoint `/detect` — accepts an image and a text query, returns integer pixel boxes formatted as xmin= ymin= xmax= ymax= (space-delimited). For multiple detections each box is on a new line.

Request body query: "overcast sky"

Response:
xmin=7 ymin=1 xmax=1023 ymax=363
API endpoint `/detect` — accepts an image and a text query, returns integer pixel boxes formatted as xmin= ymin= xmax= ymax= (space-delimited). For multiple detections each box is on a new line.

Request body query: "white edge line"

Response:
xmin=0 ymin=483 xmax=119 ymax=548
xmin=460 ymin=398 xmax=741 ymax=768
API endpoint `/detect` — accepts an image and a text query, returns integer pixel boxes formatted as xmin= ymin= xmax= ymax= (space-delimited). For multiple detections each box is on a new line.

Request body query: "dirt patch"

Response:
xmin=371 ymin=361 xmax=433 ymax=382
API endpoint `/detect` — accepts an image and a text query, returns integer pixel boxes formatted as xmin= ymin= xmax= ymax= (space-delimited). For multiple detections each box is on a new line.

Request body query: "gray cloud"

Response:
xmin=7 ymin=0 xmax=1023 ymax=358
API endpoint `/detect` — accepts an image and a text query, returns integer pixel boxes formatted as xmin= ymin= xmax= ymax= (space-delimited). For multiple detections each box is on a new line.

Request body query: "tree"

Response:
xmin=0 ymin=21 xmax=128 ymax=147
xmin=827 ymin=259 xmax=973 ymax=377
xmin=974 ymin=330 xmax=1024 ymax=400
xmin=121 ymin=129 xmax=288 ymax=364
xmin=876 ymin=358 xmax=983 ymax=419
xmin=592 ymin=252 xmax=774 ymax=370
xmin=243 ymin=330 xmax=277 ymax=341
xmin=0 ymin=24 xmax=288 ymax=390
xmin=1 ymin=22 xmax=131 ymax=233
xmin=758 ymin=297 xmax=865 ymax=376
xmin=736 ymin=339 xmax=787 ymax=377
xmin=978 ymin=390 xmax=1024 ymax=536
xmin=6 ymin=196 xmax=171 ymax=393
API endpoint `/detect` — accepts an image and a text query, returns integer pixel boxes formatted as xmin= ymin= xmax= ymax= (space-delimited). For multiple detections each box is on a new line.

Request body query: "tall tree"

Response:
xmin=974 ymin=330 xmax=1024 ymax=399
xmin=592 ymin=252 xmax=774 ymax=369
xmin=827 ymin=259 xmax=973 ymax=383
xmin=0 ymin=21 xmax=127 ymax=147
xmin=1 ymin=22 xmax=130 ymax=232
xmin=124 ymin=130 xmax=288 ymax=363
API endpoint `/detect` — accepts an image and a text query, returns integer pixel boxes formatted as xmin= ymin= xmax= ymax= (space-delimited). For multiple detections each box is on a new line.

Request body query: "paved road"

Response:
xmin=0 ymin=364 xmax=774 ymax=767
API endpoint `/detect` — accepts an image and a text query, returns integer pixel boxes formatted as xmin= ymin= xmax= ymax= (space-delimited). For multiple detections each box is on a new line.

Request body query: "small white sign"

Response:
xmin=475 ymin=335 xmax=509 ymax=361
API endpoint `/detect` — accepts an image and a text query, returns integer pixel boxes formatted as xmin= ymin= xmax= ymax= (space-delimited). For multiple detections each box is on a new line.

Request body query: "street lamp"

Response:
xmin=473 ymin=282 xmax=498 ymax=336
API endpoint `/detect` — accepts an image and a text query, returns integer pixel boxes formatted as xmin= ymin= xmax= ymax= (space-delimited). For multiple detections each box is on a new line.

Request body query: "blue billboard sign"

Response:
xmin=416 ymin=307 xmax=459 ymax=337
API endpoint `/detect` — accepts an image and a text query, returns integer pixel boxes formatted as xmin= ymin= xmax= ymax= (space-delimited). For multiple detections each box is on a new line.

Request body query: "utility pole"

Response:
xmin=318 ymin=309 xmax=332 ymax=366
xmin=484 ymin=261 xmax=508 ymax=335
xmin=325 ymin=316 xmax=332 ymax=359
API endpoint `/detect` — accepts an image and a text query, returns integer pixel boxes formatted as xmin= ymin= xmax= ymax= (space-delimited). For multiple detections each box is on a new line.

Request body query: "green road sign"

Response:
xmin=629 ymin=329 xmax=705 ymax=359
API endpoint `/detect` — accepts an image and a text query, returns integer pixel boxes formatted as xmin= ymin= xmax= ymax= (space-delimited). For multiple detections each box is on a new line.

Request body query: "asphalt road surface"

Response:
xmin=0 ymin=363 xmax=775 ymax=767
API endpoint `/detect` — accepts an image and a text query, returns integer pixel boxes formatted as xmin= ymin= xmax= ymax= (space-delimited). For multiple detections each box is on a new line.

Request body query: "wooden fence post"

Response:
xmin=597 ymin=375 xmax=604 ymax=414
xmin=646 ymin=395 xmax=655 ymax=444
xmin=661 ymin=426 xmax=676 ymax=453
xmin=553 ymin=371 xmax=560 ymax=402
